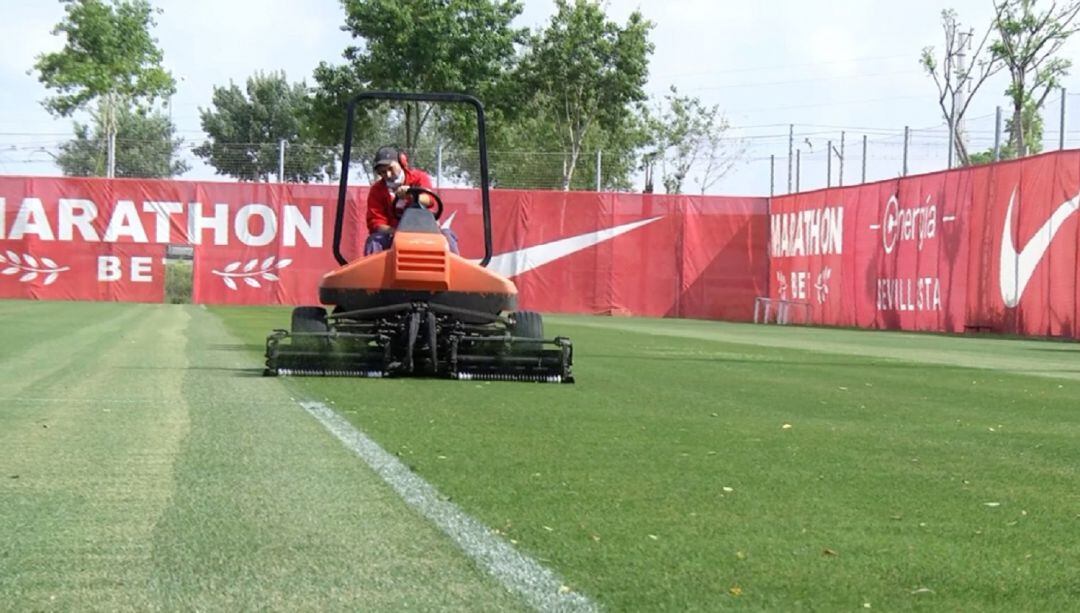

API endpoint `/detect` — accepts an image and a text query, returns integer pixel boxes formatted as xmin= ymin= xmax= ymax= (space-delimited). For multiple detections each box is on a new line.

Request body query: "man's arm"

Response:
xmin=366 ymin=186 xmax=393 ymax=233
xmin=403 ymin=169 xmax=436 ymax=207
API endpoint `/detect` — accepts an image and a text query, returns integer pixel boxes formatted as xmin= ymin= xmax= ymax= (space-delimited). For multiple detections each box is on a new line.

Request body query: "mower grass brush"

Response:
xmin=265 ymin=304 xmax=573 ymax=382
xmin=263 ymin=91 xmax=573 ymax=383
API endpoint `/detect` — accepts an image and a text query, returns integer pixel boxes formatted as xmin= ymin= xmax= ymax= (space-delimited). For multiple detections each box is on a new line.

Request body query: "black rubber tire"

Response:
xmin=291 ymin=306 xmax=328 ymax=334
xmin=509 ymin=311 xmax=544 ymax=351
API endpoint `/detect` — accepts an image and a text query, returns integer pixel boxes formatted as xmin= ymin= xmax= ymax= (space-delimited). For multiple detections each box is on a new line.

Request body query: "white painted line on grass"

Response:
xmin=300 ymin=400 xmax=598 ymax=613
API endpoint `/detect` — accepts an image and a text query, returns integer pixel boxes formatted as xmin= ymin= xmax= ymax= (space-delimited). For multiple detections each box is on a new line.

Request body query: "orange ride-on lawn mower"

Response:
xmin=264 ymin=92 xmax=574 ymax=383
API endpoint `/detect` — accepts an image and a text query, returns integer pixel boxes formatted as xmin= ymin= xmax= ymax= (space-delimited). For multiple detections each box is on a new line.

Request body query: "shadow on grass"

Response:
xmin=189 ymin=366 xmax=266 ymax=377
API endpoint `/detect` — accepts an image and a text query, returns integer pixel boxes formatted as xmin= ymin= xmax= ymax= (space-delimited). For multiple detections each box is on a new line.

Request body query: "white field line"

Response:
xmin=300 ymin=400 xmax=598 ymax=613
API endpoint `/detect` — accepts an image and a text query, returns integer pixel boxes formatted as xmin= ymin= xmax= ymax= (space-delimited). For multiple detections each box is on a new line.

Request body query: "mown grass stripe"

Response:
xmin=301 ymin=400 xmax=597 ymax=613
xmin=551 ymin=315 xmax=1080 ymax=380
xmin=0 ymin=304 xmax=190 ymax=609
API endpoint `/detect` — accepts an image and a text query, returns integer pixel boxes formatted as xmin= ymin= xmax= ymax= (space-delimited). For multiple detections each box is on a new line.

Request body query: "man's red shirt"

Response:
xmin=366 ymin=167 xmax=434 ymax=232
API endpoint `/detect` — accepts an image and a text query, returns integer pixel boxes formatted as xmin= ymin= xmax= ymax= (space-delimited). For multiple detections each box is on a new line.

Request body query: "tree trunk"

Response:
xmin=562 ymin=146 xmax=580 ymax=191
xmin=955 ymin=133 xmax=971 ymax=166
xmin=1013 ymin=105 xmax=1025 ymax=157
xmin=1012 ymin=74 xmax=1026 ymax=157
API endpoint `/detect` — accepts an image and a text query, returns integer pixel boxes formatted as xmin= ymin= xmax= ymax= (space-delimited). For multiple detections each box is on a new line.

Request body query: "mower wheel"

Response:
xmin=509 ymin=311 xmax=544 ymax=351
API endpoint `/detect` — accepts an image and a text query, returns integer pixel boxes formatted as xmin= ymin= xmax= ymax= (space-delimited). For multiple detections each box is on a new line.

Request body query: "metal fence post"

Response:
xmin=769 ymin=154 xmax=775 ymax=196
xmin=787 ymin=124 xmax=793 ymax=193
xmin=105 ymin=93 xmax=116 ymax=179
xmin=826 ymin=139 xmax=832 ymax=188
xmin=861 ymin=134 xmax=867 ymax=183
xmin=994 ymin=107 xmax=1002 ymax=161
xmin=796 ymin=149 xmax=801 ymax=192
xmin=839 ymin=131 xmax=845 ymax=187
xmin=106 ymin=131 xmax=115 ymax=178
xmin=278 ymin=139 xmax=287 ymax=183
xmin=436 ymin=142 xmax=443 ymax=189
xmin=596 ymin=149 xmax=602 ymax=192
xmin=902 ymin=126 xmax=910 ymax=176
xmin=1061 ymin=88 xmax=1067 ymax=150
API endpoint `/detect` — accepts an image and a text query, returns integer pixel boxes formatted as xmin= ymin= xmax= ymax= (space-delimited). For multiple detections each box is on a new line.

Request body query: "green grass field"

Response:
xmin=3 ymin=300 xmax=1080 ymax=610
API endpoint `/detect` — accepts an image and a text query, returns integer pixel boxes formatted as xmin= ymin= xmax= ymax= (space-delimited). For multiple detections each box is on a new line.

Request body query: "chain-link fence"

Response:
xmin=2 ymin=92 xmax=1079 ymax=195
xmin=749 ymin=92 xmax=1080 ymax=196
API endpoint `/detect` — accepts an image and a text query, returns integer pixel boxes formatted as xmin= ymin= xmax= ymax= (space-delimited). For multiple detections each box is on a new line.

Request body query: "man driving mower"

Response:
xmin=364 ymin=145 xmax=460 ymax=255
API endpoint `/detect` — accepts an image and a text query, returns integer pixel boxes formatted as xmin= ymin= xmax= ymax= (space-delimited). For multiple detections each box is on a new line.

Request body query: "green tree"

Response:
xmin=33 ymin=0 xmax=176 ymax=176
xmin=311 ymin=0 xmax=524 ymax=152
xmin=195 ymin=72 xmax=335 ymax=183
xmin=57 ymin=107 xmax=188 ymax=178
xmin=647 ymin=87 xmax=742 ymax=195
xmin=513 ymin=0 xmax=653 ymax=190
xmin=991 ymin=0 xmax=1080 ymax=156
xmin=483 ymin=99 xmax=647 ymax=190
xmin=969 ymin=95 xmax=1046 ymax=163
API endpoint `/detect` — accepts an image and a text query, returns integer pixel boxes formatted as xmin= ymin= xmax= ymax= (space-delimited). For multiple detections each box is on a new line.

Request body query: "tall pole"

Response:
xmin=787 ymin=124 xmax=794 ymax=193
xmin=903 ymin=126 xmax=910 ymax=176
xmin=994 ymin=106 xmax=1003 ymax=161
xmin=861 ymin=134 xmax=867 ymax=183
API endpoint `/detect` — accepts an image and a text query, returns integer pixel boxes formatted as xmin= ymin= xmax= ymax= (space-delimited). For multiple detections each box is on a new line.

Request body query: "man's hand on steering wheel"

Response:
xmin=392 ymin=186 xmax=444 ymax=220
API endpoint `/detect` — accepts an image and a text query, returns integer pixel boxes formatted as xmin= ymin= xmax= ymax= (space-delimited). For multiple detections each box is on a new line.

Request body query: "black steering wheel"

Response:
xmin=392 ymin=186 xmax=444 ymax=221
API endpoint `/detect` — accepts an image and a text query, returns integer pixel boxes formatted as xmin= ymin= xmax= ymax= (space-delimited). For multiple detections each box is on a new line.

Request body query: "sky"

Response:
xmin=2 ymin=0 xmax=1079 ymax=195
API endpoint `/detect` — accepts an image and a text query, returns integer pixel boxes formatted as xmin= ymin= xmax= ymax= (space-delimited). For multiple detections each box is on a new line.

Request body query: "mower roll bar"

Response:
xmin=332 ymin=91 xmax=493 ymax=268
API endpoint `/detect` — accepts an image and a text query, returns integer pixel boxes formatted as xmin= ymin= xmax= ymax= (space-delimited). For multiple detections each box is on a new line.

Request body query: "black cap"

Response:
xmin=373 ymin=146 xmax=399 ymax=170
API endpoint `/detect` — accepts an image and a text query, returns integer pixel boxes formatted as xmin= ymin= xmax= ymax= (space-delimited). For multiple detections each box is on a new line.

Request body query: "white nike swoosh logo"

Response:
xmin=1000 ymin=187 xmax=1080 ymax=307
xmin=440 ymin=211 xmax=457 ymax=230
xmin=440 ymin=211 xmax=662 ymax=276
xmin=486 ymin=216 xmax=663 ymax=277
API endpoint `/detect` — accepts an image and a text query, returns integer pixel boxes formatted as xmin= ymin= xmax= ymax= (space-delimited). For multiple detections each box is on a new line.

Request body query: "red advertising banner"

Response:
xmin=0 ymin=176 xmax=769 ymax=320
xmin=768 ymin=150 xmax=1080 ymax=338
xmin=189 ymin=182 xmax=343 ymax=305
xmin=440 ymin=191 xmax=769 ymax=320
xmin=971 ymin=152 xmax=1080 ymax=337
xmin=0 ymin=177 xmax=170 ymax=302
xmin=4 ymin=150 xmax=1078 ymax=340
xmin=173 ymin=183 xmax=769 ymax=317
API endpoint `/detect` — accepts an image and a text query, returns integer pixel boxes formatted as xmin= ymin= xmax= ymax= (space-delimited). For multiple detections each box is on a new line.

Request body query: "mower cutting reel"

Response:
xmin=263 ymin=91 xmax=574 ymax=383
xmin=265 ymin=304 xmax=573 ymax=382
